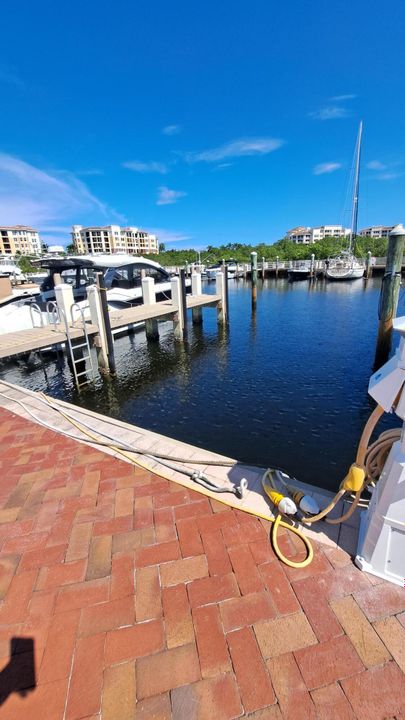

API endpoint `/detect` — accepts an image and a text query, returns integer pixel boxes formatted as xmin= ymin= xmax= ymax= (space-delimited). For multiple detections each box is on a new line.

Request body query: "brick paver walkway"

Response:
xmin=0 ymin=407 xmax=405 ymax=719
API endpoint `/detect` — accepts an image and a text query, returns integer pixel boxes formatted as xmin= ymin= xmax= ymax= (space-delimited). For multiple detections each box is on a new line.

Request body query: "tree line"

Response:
xmin=143 ymin=235 xmax=389 ymax=265
xmin=14 ymin=235 xmax=389 ymax=274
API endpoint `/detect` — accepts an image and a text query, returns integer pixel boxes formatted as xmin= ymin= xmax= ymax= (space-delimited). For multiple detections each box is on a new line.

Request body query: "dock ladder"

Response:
xmin=46 ymin=301 xmax=96 ymax=389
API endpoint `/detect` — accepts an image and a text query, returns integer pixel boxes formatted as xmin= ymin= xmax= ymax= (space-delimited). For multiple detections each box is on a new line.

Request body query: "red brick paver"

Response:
xmin=0 ymin=406 xmax=404 ymax=719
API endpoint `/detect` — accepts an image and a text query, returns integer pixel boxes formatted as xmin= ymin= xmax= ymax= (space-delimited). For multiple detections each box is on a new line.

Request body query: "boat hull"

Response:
xmin=326 ymin=266 xmax=364 ymax=280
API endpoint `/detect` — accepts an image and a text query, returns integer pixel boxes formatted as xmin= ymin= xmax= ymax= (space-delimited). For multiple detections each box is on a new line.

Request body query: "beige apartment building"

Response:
xmin=287 ymin=225 xmax=351 ymax=244
xmin=71 ymin=225 xmax=158 ymax=255
xmin=359 ymin=225 xmax=395 ymax=238
xmin=0 ymin=226 xmax=41 ymax=255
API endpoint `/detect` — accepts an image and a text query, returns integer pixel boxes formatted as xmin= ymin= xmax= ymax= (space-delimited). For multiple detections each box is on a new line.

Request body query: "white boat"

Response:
xmin=0 ymin=254 xmax=188 ymax=336
xmin=205 ymin=260 xmax=241 ymax=281
xmin=326 ymin=122 xmax=366 ymax=281
xmin=287 ymin=261 xmax=311 ymax=281
xmin=0 ymin=256 xmax=27 ymax=283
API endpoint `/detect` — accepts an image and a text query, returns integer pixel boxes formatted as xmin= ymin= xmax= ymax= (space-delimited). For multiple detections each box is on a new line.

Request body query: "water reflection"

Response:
xmin=1 ymin=276 xmax=402 ymax=490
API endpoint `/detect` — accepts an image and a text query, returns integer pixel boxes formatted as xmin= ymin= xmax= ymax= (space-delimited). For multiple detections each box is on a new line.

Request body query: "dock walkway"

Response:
xmin=0 ymin=383 xmax=404 ymax=718
xmin=0 ymin=293 xmax=221 ymax=360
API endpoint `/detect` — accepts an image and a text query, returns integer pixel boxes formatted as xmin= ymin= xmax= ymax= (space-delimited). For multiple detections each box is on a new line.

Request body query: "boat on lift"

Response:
xmin=0 ymin=256 xmax=27 ymax=283
xmin=326 ymin=121 xmax=366 ymax=281
xmin=205 ymin=260 xmax=242 ymax=281
xmin=287 ymin=261 xmax=311 ymax=281
xmin=0 ymin=254 xmax=187 ymax=335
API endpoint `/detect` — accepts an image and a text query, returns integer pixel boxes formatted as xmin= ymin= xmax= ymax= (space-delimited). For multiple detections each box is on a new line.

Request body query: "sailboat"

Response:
xmin=326 ymin=121 xmax=365 ymax=281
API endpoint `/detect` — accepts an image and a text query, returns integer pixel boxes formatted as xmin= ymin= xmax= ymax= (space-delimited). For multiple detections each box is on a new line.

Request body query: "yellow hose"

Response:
xmin=271 ymin=514 xmax=314 ymax=568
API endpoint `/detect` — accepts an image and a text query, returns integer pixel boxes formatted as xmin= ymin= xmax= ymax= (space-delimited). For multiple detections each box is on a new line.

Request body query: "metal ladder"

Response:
xmin=46 ymin=301 xmax=96 ymax=389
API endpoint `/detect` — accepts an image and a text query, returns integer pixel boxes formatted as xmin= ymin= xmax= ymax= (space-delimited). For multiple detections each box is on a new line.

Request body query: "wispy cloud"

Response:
xmin=150 ymin=227 xmax=192 ymax=244
xmin=213 ymin=163 xmax=234 ymax=171
xmin=0 ymin=153 xmax=124 ymax=228
xmin=123 ymin=160 xmax=168 ymax=174
xmin=375 ymin=172 xmax=402 ymax=181
xmin=156 ymin=186 xmax=187 ymax=205
xmin=0 ymin=64 xmax=25 ymax=89
xmin=309 ymin=106 xmax=350 ymax=120
xmin=313 ymin=162 xmax=342 ymax=175
xmin=367 ymin=160 xmax=387 ymax=171
xmin=162 ymin=124 xmax=181 ymax=136
xmin=185 ymin=137 xmax=284 ymax=163
xmin=76 ymin=168 xmax=105 ymax=176
xmin=330 ymin=94 xmax=356 ymax=101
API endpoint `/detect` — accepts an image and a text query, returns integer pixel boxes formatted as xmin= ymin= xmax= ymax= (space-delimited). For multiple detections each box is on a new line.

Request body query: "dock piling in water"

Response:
xmin=142 ymin=277 xmax=159 ymax=341
xmin=191 ymin=272 xmax=203 ymax=325
xmin=251 ymin=251 xmax=258 ymax=285
xmin=365 ymin=251 xmax=372 ymax=279
xmin=375 ymin=224 xmax=405 ymax=367
xmin=87 ymin=285 xmax=109 ymax=373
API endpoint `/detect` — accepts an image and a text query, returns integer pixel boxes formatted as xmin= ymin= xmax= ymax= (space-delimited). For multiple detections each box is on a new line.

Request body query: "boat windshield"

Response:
xmin=103 ymin=263 xmax=170 ymax=290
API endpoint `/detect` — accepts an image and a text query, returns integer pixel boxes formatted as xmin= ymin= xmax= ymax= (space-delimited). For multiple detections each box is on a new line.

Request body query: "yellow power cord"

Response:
xmin=39 ymin=394 xmax=398 ymax=571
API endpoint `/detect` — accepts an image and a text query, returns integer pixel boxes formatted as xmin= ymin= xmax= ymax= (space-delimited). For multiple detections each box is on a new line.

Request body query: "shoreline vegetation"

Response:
xmin=145 ymin=235 xmax=389 ymax=266
xmin=14 ymin=235 xmax=389 ymax=274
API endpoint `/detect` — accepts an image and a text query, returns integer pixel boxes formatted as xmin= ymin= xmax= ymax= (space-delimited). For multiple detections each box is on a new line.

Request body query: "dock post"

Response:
xmin=142 ymin=276 xmax=159 ymax=341
xmin=171 ymin=276 xmax=185 ymax=340
xmin=250 ymin=252 xmax=257 ymax=284
xmin=96 ymin=272 xmax=116 ymax=375
xmin=221 ymin=261 xmax=229 ymax=320
xmin=275 ymin=256 xmax=279 ymax=279
xmin=365 ymin=251 xmax=372 ymax=279
xmin=310 ymin=253 xmax=315 ymax=279
xmin=216 ymin=272 xmax=227 ymax=324
xmin=54 ymin=282 xmax=74 ymax=322
xmin=374 ymin=224 xmax=405 ymax=368
xmin=87 ymin=285 xmax=109 ymax=373
xmin=262 ymin=257 xmax=266 ymax=281
xmin=180 ymin=269 xmax=188 ymax=338
xmin=191 ymin=272 xmax=203 ymax=325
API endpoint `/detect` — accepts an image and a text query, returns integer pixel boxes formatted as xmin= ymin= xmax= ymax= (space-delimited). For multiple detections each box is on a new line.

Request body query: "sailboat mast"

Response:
xmin=350 ymin=120 xmax=363 ymax=250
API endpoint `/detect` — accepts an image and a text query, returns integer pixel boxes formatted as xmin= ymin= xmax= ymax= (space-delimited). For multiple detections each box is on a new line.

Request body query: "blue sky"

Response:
xmin=1 ymin=0 xmax=404 ymax=250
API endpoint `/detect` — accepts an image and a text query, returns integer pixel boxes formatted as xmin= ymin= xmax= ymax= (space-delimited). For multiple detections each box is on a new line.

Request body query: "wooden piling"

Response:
xmin=251 ymin=252 xmax=258 ymax=284
xmin=275 ymin=255 xmax=279 ymax=279
xmin=180 ymin=269 xmax=188 ymax=338
xmin=365 ymin=251 xmax=372 ymax=279
xmin=191 ymin=273 xmax=203 ymax=325
xmin=262 ymin=257 xmax=266 ymax=280
xmin=142 ymin=276 xmax=159 ymax=341
xmin=221 ymin=262 xmax=229 ymax=321
xmin=375 ymin=224 xmax=405 ymax=367
xmin=96 ymin=272 xmax=116 ymax=375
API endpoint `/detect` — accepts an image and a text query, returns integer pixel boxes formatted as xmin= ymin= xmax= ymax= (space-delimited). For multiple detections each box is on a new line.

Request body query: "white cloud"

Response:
xmin=367 ymin=160 xmax=387 ymax=170
xmin=156 ymin=186 xmax=187 ymax=205
xmin=76 ymin=168 xmax=104 ymax=176
xmin=185 ymin=137 xmax=284 ymax=163
xmin=375 ymin=172 xmax=401 ymax=181
xmin=123 ymin=160 xmax=168 ymax=174
xmin=213 ymin=162 xmax=234 ymax=171
xmin=0 ymin=153 xmax=125 ymax=227
xmin=150 ymin=227 xmax=192 ymax=244
xmin=309 ymin=106 xmax=350 ymax=120
xmin=163 ymin=125 xmax=181 ymax=136
xmin=330 ymin=94 xmax=356 ymax=101
xmin=313 ymin=162 xmax=342 ymax=175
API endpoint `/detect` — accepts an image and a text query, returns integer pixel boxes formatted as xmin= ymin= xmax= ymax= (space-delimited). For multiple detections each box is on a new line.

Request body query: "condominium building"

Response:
xmin=0 ymin=226 xmax=41 ymax=255
xmin=287 ymin=227 xmax=312 ymax=243
xmin=71 ymin=225 xmax=158 ymax=255
xmin=287 ymin=225 xmax=351 ymax=244
xmin=359 ymin=226 xmax=395 ymax=238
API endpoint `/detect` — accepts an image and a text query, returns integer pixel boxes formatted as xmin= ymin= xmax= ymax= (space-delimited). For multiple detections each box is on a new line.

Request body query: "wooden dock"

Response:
xmin=0 ymin=293 xmax=221 ymax=360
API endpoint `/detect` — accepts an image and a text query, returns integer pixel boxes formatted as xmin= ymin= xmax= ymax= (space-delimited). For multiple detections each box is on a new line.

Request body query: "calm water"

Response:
xmin=1 ymin=277 xmax=402 ymax=491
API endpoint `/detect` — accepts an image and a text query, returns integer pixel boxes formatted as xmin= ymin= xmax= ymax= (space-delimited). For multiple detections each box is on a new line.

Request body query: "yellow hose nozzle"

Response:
xmin=341 ymin=463 xmax=365 ymax=493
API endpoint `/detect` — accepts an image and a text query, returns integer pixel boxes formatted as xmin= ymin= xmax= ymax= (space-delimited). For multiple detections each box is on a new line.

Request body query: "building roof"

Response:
xmin=0 ymin=225 xmax=38 ymax=232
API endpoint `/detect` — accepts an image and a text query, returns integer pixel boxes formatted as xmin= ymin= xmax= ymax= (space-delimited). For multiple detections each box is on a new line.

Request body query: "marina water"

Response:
xmin=1 ymin=277 xmax=401 ymax=491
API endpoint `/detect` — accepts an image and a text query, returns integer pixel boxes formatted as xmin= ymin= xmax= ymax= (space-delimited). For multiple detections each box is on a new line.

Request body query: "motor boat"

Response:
xmin=0 ymin=254 xmax=189 ymax=335
xmin=205 ymin=260 xmax=242 ymax=281
xmin=0 ymin=256 xmax=27 ymax=283
xmin=287 ymin=261 xmax=311 ymax=281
